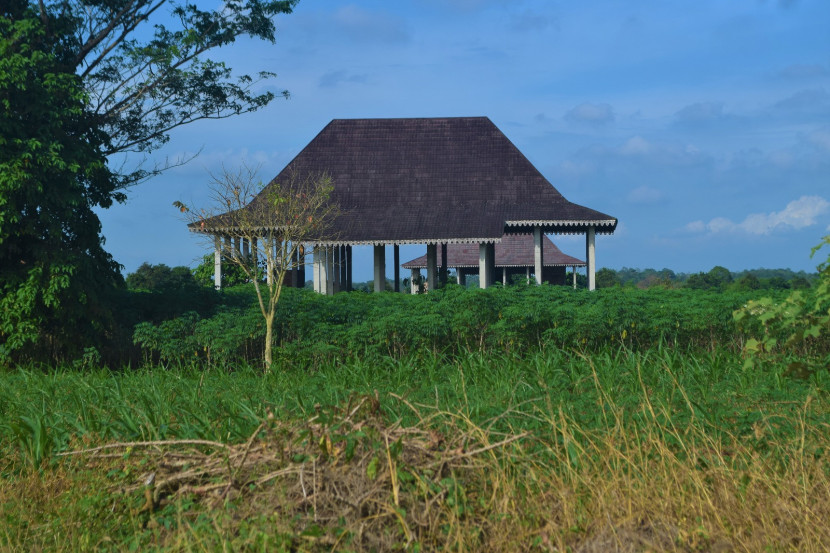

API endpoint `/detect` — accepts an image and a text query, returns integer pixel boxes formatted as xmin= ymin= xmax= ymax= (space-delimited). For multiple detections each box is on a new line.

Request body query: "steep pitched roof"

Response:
xmin=193 ymin=117 xmax=616 ymax=244
xmin=401 ymin=233 xmax=585 ymax=269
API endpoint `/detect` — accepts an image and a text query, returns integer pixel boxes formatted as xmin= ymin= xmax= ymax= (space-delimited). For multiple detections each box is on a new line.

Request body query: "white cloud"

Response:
xmin=686 ymin=195 xmax=830 ymax=235
xmin=684 ymin=220 xmax=705 ymax=232
xmin=620 ymin=136 xmax=650 ymax=155
xmin=563 ymin=102 xmax=615 ymax=126
xmin=674 ymin=101 xmax=725 ymax=125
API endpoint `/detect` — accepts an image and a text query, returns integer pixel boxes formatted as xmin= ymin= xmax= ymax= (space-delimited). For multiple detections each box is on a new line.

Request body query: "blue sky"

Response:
xmin=98 ymin=0 xmax=830 ymax=281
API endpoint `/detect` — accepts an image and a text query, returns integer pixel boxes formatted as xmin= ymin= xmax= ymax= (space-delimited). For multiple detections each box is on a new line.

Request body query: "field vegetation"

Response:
xmin=1 ymin=240 xmax=829 ymax=551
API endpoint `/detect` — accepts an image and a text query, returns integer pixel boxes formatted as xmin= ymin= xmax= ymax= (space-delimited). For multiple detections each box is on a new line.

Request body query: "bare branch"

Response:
xmin=181 ymin=163 xmax=340 ymax=370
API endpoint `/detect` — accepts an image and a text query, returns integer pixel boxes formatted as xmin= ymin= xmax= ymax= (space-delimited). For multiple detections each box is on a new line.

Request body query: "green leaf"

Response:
xmin=366 ymin=455 xmax=379 ymax=480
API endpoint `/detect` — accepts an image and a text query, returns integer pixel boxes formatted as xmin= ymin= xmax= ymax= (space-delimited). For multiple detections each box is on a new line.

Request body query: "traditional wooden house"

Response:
xmin=402 ymin=233 xmax=585 ymax=292
xmin=189 ymin=117 xmax=616 ymax=292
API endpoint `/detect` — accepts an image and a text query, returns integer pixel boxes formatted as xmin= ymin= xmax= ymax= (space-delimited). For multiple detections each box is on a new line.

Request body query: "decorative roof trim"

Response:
xmin=404 ymin=262 xmax=586 ymax=269
xmin=316 ymin=237 xmax=501 ymax=247
xmin=189 ymin=227 xmax=502 ymax=247
xmin=505 ymin=219 xmax=617 ymax=227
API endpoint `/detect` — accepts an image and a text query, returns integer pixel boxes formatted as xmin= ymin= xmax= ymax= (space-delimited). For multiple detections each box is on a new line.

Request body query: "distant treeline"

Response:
xmin=594 ymin=266 xmax=816 ymax=291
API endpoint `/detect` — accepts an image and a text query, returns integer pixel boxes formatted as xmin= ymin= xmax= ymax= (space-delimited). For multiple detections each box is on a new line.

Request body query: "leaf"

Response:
xmin=366 ymin=455 xmax=379 ymax=480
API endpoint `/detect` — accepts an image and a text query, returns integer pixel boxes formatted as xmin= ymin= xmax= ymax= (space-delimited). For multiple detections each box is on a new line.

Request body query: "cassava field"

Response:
xmin=2 ymin=278 xmax=829 ymax=552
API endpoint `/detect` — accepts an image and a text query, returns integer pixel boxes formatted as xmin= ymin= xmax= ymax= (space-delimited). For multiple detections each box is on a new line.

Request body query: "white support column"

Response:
xmin=502 ymin=267 xmax=507 ymax=285
xmin=411 ymin=268 xmax=421 ymax=294
xmin=373 ymin=245 xmax=386 ymax=293
xmin=526 ymin=266 xmax=531 ymax=285
xmin=213 ymin=236 xmax=222 ymax=290
xmin=479 ymin=243 xmax=495 ymax=289
xmin=426 ymin=244 xmax=437 ymax=292
xmin=312 ymin=247 xmax=319 ymax=293
xmin=573 ymin=266 xmax=577 ymax=289
xmin=326 ymin=247 xmax=335 ymax=295
xmin=533 ymin=226 xmax=544 ymax=285
xmin=586 ymin=226 xmax=596 ymax=291
xmin=332 ymin=246 xmax=341 ymax=293
xmin=313 ymin=246 xmax=328 ymax=294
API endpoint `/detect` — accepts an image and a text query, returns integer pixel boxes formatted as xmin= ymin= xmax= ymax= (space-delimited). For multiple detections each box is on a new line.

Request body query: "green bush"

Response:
xmin=131 ymin=284 xmax=779 ymax=370
xmin=735 ymin=235 xmax=830 ymax=374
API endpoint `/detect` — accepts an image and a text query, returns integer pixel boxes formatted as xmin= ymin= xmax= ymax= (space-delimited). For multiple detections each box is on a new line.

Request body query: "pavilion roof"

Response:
xmin=191 ymin=117 xmax=616 ymax=244
xmin=401 ymin=233 xmax=585 ymax=269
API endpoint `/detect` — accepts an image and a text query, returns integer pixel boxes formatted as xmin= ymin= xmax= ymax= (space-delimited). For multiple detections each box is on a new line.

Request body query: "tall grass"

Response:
xmin=1 ymin=347 xmax=825 ymax=462
xmin=2 ymin=348 xmax=829 ymax=550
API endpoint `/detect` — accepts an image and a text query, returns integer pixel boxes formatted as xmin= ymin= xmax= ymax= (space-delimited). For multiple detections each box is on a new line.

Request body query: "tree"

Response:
xmin=192 ymin=253 xmax=249 ymax=288
xmin=181 ymin=164 xmax=339 ymax=371
xmin=1 ymin=0 xmax=297 ymax=363
xmin=1 ymin=3 xmax=123 ymax=363
xmin=735 ymin=235 xmax=830 ymax=374
xmin=595 ymin=268 xmax=620 ymax=288
xmin=733 ymin=273 xmax=761 ymax=291
xmin=32 ymin=0 xmax=297 ymax=187
xmin=707 ymin=266 xmax=733 ymax=288
xmin=126 ymin=262 xmax=197 ymax=291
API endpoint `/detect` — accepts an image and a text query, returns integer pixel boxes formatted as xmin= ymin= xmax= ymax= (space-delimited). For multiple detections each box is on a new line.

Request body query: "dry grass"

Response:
xmin=2 ymin=389 xmax=829 ymax=552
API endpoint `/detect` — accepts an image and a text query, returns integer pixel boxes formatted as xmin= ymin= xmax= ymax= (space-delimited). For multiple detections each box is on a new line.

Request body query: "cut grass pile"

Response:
xmin=2 ymin=348 xmax=829 ymax=551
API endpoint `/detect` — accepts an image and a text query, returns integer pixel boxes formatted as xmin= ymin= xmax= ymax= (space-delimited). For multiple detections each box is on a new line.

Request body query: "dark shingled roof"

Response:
xmin=192 ymin=117 xmax=616 ymax=244
xmin=401 ymin=234 xmax=585 ymax=269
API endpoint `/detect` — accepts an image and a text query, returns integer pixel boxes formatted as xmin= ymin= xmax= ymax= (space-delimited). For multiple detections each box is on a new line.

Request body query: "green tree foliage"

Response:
xmin=735 ymin=236 xmax=830 ymax=374
xmin=1 ymin=2 xmax=122 ymax=363
xmin=132 ymin=284 xmax=780 ymax=369
xmin=36 ymin=0 xmax=298 ymax=187
xmin=733 ymin=273 xmax=761 ymax=291
xmin=126 ymin=262 xmax=197 ymax=291
xmin=686 ymin=266 xmax=733 ymax=291
xmin=192 ymin=253 xmax=250 ymax=288
xmin=1 ymin=0 xmax=297 ymax=364
xmin=595 ymin=268 xmax=621 ymax=288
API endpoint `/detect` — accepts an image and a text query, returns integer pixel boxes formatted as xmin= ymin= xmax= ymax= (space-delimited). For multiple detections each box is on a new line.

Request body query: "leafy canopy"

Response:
xmin=37 ymin=0 xmax=297 ymax=187
xmin=1 ymin=2 xmax=122 ymax=363
xmin=0 ymin=0 xmax=297 ymax=364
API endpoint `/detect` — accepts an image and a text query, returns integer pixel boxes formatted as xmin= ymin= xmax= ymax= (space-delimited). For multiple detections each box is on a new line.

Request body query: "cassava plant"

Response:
xmin=735 ymin=234 xmax=830 ymax=373
xmin=178 ymin=164 xmax=339 ymax=371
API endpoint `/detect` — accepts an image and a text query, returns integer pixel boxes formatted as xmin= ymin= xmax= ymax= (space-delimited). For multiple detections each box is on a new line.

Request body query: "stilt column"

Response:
xmin=213 ymin=236 xmax=222 ymax=290
xmin=440 ymin=243 xmax=448 ymax=287
xmin=410 ymin=268 xmax=421 ymax=294
xmin=346 ymin=246 xmax=353 ymax=292
xmin=479 ymin=243 xmax=495 ymax=289
xmin=373 ymin=245 xmax=386 ymax=293
xmin=533 ymin=226 xmax=544 ymax=285
xmin=312 ymin=246 xmax=327 ymax=294
xmin=586 ymin=226 xmax=596 ymax=291
xmin=394 ymin=245 xmax=400 ymax=292
xmin=426 ymin=244 xmax=437 ymax=292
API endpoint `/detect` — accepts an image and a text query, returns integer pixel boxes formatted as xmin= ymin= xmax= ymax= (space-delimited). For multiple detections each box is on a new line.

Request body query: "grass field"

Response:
xmin=2 ymin=346 xmax=829 ymax=551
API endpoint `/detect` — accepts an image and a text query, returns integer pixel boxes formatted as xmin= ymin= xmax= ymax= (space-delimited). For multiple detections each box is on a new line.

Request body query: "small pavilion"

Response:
xmin=190 ymin=117 xmax=617 ymax=291
xmin=402 ymin=233 xmax=585 ymax=292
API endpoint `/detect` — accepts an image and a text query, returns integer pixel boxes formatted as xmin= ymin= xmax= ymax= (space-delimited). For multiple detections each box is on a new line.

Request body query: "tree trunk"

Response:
xmin=264 ymin=315 xmax=274 ymax=372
